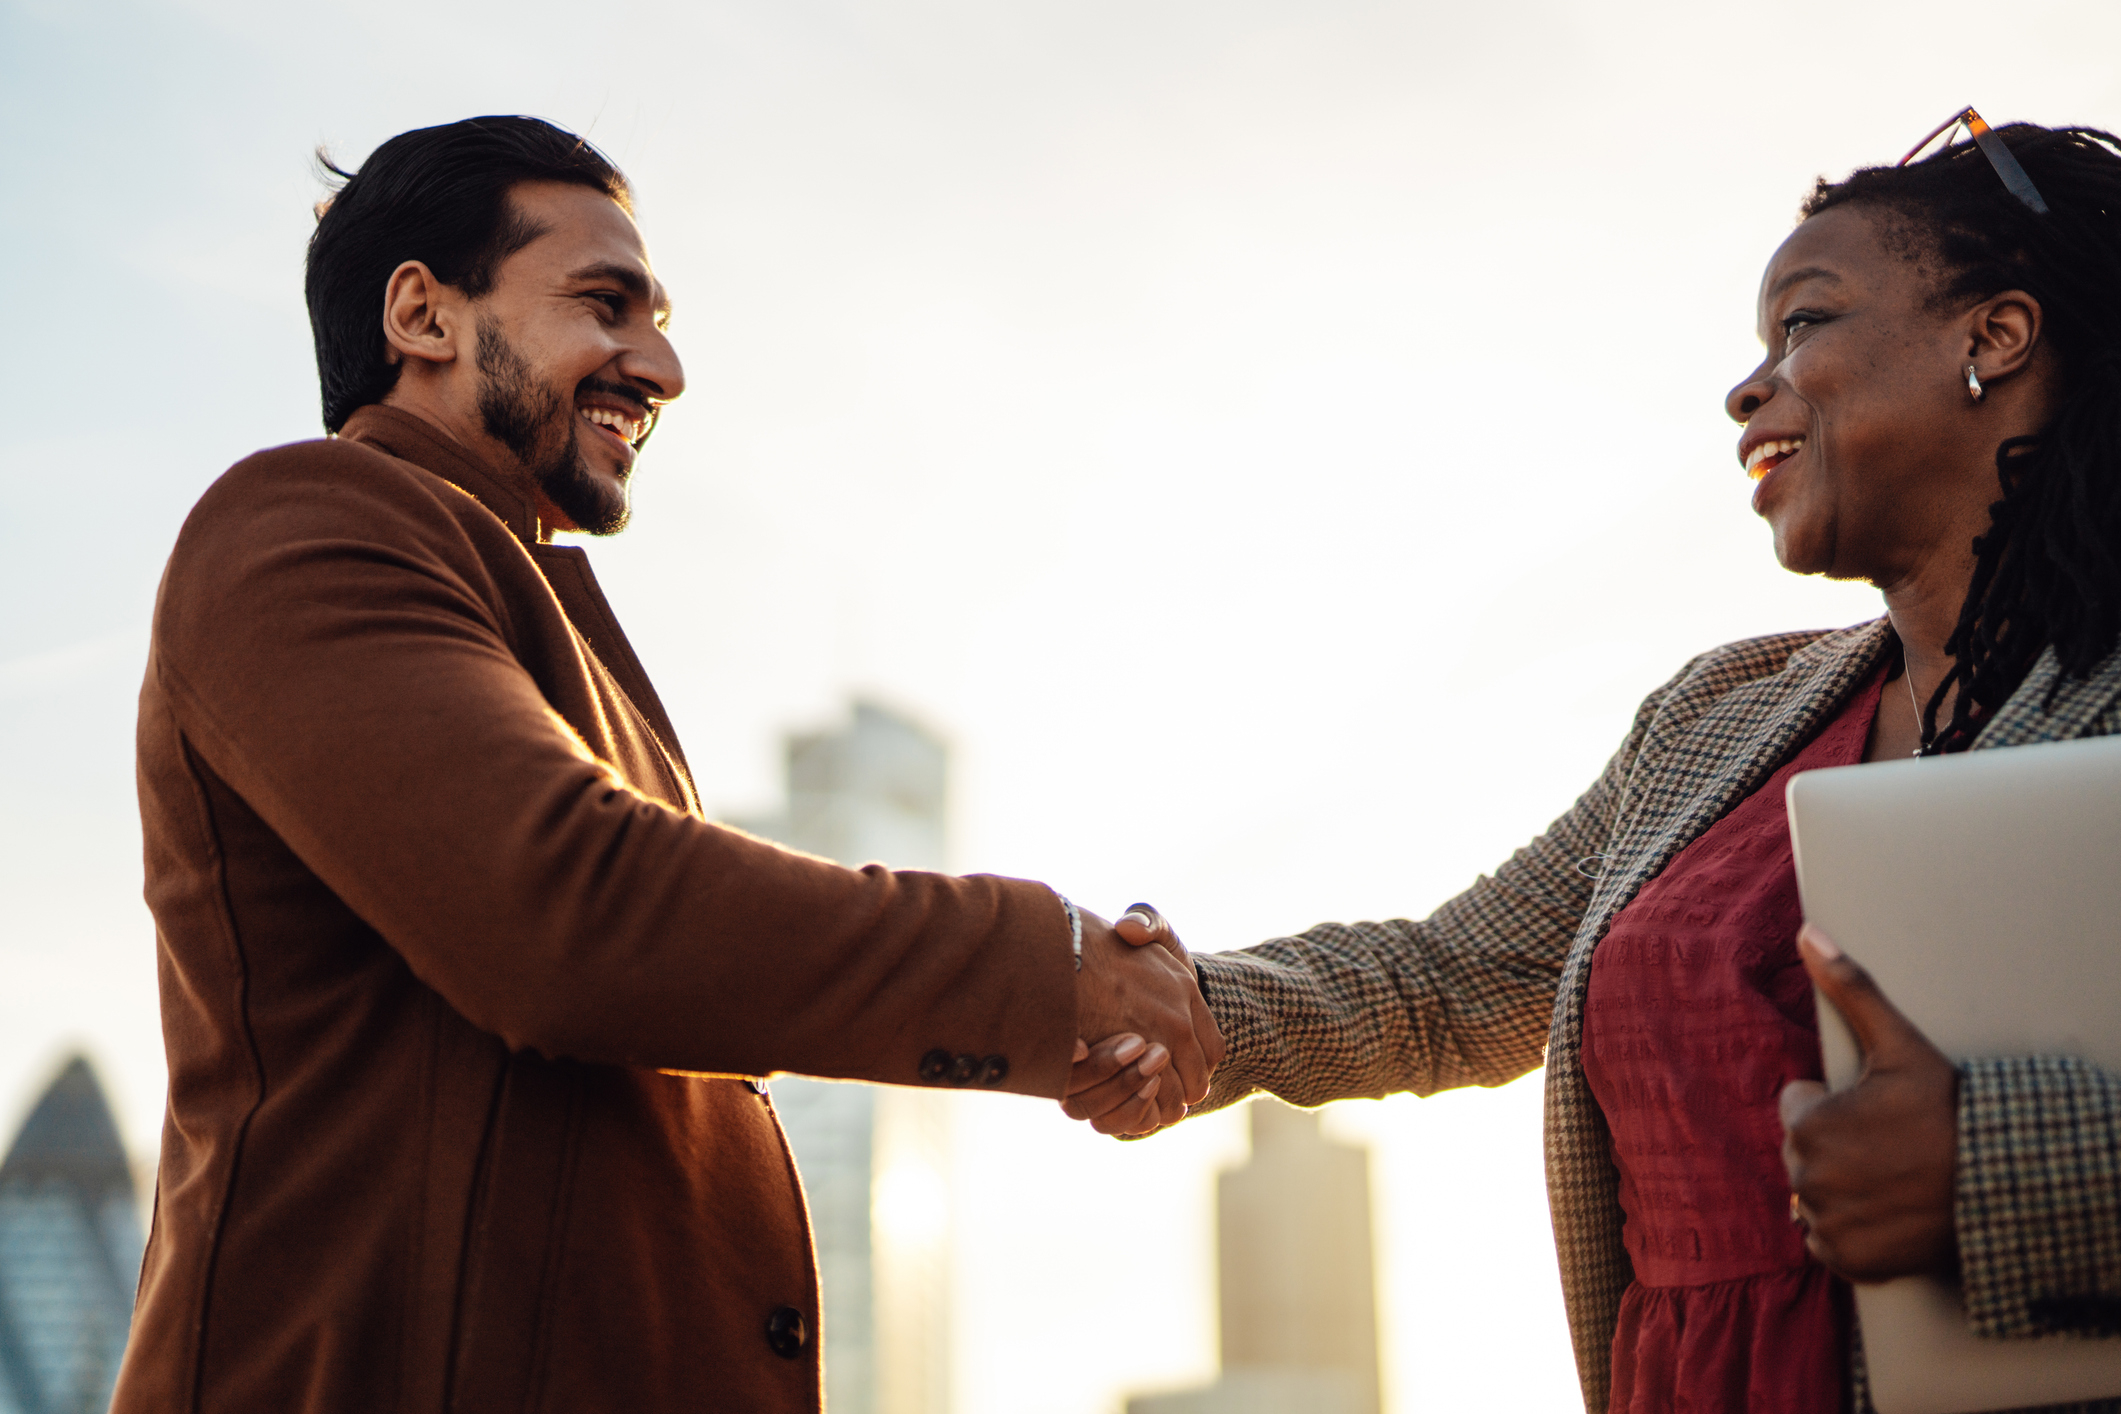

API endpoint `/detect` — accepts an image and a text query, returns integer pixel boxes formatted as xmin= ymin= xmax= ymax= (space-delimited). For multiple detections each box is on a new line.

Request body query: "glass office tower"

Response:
xmin=0 ymin=1055 xmax=142 ymax=1414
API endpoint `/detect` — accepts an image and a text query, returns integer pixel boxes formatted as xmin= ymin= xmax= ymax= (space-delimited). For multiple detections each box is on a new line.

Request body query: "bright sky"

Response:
xmin=6 ymin=1 xmax=2121 ymax=1410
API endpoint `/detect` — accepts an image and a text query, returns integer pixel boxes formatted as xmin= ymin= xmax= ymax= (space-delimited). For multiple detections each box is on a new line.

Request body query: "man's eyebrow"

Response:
xmin=1768 ymin=265 xmax=1843 ymax=301
xmin=566 ymin=261 xmax=674 ymax=316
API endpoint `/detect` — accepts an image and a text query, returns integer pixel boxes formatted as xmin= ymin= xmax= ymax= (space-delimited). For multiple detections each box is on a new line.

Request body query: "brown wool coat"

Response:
xmin=116 ymin=405 xmax=1079 ymax=1414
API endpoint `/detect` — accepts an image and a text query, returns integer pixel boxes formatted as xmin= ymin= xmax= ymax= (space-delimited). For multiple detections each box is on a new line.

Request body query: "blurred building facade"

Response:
xmin=1127 ymin=1100 xmax=1380 ymax=1414
xmin=731 ymin=701 xmax=955 ymax=1414
xmin=0 ymin=1056 xmax=142 ymax=1414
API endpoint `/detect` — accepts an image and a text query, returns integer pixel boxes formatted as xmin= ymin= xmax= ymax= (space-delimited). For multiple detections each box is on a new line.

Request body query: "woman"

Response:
xmin=1064 ymin=118 xmax=2121 ymax=1413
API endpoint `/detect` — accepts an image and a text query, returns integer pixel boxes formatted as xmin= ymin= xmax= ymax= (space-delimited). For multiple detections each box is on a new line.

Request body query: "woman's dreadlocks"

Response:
xmin=1805 ymin=124 xmax=2121 ymax=752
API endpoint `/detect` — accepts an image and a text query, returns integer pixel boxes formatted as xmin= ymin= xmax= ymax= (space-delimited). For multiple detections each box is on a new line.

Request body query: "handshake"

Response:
xmin=1062 ymin=903 xmax=1226 ymax=1137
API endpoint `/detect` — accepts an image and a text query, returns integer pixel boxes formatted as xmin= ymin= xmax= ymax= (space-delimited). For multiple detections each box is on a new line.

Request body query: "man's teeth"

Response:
xmin=1745 ymin=437 xmax=1805 ymax=478
xmin=581 ymin=406 xmax=642 ymax=442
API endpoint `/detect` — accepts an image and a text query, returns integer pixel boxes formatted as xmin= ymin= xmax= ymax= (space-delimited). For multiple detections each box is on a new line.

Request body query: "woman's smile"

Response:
xmin=1738 ymin=431 xmax=1808 ymax=517
xmin=1744 ymin=436 xmax=1806 ymax=480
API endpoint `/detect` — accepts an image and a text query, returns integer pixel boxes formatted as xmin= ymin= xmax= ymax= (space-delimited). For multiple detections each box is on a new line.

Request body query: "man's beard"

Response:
xmin=475 ymin=316 xmax=631 ymax=535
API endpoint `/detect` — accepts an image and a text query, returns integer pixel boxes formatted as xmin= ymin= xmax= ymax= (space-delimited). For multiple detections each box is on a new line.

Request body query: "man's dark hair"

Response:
xmin=1804 ymin=124 xmax=2121 ymax=751
xmin=305 ymin=116 xmax=632 ymax=432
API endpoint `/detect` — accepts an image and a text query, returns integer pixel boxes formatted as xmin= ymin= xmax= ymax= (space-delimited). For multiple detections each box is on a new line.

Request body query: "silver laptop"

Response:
xmin=1787 ymin=733 xmax=2121 ymax=1414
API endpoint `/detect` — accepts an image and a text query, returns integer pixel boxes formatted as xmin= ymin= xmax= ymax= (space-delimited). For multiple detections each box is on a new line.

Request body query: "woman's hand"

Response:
xmin=1779 ymin=924 xmax=1961 ymax=1282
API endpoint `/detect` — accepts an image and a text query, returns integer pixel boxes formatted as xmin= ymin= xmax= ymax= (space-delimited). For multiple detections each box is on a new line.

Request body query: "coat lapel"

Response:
xmin=340 ymin=405 xmax=702 ymax=813
xmin=1597 ymin=621 xmax=1892 ymax=916
xmin=529 ymin=544 xmax=700 ymax=813
xmin=1541 ymin=617 xmax=1891 ymax=1412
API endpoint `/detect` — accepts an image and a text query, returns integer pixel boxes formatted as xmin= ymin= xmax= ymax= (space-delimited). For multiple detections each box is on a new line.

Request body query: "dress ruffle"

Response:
xmin=1609 ymin=1265 xmax=1850 ymax=1414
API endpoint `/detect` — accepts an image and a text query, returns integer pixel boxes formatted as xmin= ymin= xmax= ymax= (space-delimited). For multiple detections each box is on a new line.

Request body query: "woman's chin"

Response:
xmin=1766 ymin=521 xmax=1833 ymax=578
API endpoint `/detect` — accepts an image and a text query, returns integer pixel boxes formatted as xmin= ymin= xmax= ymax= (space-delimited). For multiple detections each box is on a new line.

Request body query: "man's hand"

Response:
xmin=1780 ymin=924 xmax=1960 ymax=1283
xmin=1063 ymin=905 xmax=1222 ymax=1136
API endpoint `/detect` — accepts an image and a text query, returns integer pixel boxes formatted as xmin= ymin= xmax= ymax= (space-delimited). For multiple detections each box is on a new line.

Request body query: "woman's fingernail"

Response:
xmin=1121 ymin=910 xmax=1156 ymax=932
xmin=1073 ymin=1039 xmax=1089 ymax=1062
xmin=1114 ymin=1035 xmax=1146 ymax=1063
xmin=1137 ymin=1074 xmax=1162 ymax=1100
xmin=1799 ymin=925 xmax=1842 ymax=962
xmin=1140 ymin=1044 xmax=1170 ymax=1074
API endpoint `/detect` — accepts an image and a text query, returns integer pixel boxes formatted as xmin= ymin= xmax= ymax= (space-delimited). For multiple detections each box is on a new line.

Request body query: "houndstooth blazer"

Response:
xmin=1191 ymin=617 xmax=2121 ymax=1414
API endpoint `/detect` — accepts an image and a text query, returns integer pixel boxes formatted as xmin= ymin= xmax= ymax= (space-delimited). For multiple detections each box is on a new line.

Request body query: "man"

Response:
xmin=116 ymin=116 xmax=1218 ymax=1414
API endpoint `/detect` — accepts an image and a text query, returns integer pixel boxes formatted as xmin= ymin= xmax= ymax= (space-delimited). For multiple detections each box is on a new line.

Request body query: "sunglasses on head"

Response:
xmin=1899 ymin=107 xmax=2050 ymax=215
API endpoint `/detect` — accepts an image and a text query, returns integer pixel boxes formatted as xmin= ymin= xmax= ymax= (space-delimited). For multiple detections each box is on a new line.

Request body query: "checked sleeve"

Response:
xmin=1187 ymin=658 xmax=1698 ymax=1118
xmin=1957 ymin=1055 xmax=2121 ymax=1340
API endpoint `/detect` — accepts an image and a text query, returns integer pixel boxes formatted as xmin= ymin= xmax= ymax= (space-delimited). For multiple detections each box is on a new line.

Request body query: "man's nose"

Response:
xmin=622 ymin=327 xmax=686 ymax=406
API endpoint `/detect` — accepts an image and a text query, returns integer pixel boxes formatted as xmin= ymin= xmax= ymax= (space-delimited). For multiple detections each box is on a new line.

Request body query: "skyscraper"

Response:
xmin=0 ymin=1056 xmax=142 ymax=1414
xmin=1126 ymin=1099 xmax=1381 ymax=1414
xmin=730 ymin=701 xmax=955 ymax=1414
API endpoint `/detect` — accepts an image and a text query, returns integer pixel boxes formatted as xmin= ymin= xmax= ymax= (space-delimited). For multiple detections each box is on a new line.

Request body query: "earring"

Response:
xmin=1966 ymin=364 xmax=1986 ymax=401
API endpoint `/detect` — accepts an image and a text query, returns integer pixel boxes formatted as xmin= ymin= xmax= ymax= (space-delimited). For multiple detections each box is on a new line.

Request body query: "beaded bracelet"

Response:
xmin=1056 ymin=892 xmax=1083 ymax=971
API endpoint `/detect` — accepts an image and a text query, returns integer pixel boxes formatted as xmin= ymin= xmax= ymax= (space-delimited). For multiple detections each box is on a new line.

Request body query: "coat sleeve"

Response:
xmin=1187 ymin=658 xmax=1695 ymax=1115
xmin=148 ymin=445 xmax=1079 ymax=1096
xmin=1956 ymin=1055 xmax=2121 ymax=1339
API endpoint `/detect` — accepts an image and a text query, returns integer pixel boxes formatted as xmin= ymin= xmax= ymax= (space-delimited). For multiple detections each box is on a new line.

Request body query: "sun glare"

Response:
xmin=872 ymin=1161 xmax=948 ymax=1248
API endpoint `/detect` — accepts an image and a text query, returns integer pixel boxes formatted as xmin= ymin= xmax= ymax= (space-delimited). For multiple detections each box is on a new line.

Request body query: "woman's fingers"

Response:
xmin=1088 ymin=1074 xmax=1166 ymax=1137
xmin=1065 ymin=1033 xmax=1147 ymax=1097
xmin=1778 ymin=929 xmax=1960 ymax=1281
xmin=1060 ymin=1034 xmax=1171 ymax=1125
xmin=1061 ymin=1050 xmax=1169 ymax=1121
xmin=1150 ymin=1067 xmax=1187 ymax=1127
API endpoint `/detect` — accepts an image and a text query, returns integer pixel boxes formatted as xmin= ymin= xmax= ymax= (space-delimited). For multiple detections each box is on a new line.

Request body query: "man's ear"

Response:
xmin=1966 ymin=289 xmax=2043 ymax=383
xmin=381 ymin=261 xmax=463 ymax=369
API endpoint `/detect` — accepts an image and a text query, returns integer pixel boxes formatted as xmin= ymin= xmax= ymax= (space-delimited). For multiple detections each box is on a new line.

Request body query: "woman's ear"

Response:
xmin=1967 ymin=289 xmax=2043 ymax=383
xmin=380 ymin=261 xmax=462 ymax=370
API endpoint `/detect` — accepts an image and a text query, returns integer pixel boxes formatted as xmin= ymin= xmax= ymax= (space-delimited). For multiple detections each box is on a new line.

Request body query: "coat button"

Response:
xmin=978 ymin=1055 xmax=1009 ymax=1087
xmin=948 ymin=1053 xmax=979 ymax=1085
xmin=765 ymin=1305 xmax=808 ymax=1359
xmin=919 ymin=1048 xmax=953 ymax=1083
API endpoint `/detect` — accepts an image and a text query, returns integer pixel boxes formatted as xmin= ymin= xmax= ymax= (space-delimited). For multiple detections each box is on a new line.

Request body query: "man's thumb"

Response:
xmin=1798 ymin=923 xmax=1915 ymax=1063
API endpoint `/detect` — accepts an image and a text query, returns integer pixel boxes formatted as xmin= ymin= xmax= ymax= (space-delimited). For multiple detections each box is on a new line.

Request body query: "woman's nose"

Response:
xmin=1726 ymin=364 xmax=1773 ymax=424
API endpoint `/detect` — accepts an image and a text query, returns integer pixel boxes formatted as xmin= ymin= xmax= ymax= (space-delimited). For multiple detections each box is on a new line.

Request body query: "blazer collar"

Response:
xmin=1588 ymin=616 xmax=2121 ymax=913
xmin=338 ymin=405 xmax=543 ymax=546
xmin=1975 ymin=641 xmax=2121 ymax=748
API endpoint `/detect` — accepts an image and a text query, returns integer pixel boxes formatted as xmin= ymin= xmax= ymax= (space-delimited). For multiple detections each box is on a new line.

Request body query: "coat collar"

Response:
xmin=1598 ymin=616 xmax=2121 ymax=898
xmin=1974 ymin=641 xmax=2121 ymax=748
xmin=338 ymin=404 xmax=543 ymax=546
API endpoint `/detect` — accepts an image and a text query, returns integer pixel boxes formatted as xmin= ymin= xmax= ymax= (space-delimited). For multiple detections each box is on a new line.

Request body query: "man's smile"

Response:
xmin=577 ymin=395 xmax=648 ymax=452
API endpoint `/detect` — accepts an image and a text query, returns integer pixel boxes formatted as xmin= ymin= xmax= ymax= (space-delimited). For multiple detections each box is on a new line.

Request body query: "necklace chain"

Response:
xmin=1905 ymin=651 xmax=1936 ymax=758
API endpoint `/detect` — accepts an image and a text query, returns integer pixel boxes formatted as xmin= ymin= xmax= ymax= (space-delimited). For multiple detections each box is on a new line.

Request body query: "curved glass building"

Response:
xmin=0 ymin=1057 xmax=142 ymax=1414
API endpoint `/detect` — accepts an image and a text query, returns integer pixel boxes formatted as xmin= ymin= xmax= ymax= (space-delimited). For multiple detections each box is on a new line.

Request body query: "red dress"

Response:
xmin=1581 ymin=668 xmax=1884 ymax=1412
